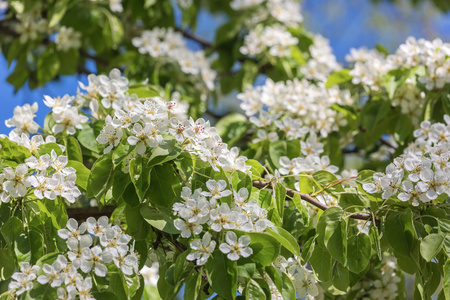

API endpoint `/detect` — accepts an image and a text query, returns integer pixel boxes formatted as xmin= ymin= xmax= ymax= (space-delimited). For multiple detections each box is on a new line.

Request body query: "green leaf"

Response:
xmin=215 ymin=113 xmax=248 ymax=144
xmin=24 ymin=281 xmax=57 ymax=299
xmin=147 ymin=165 xmax=179 ymax=208
xmin=102 ymin=9 xmax=123 ymax=48
xmin=376 ymin=44 xmax=390 ymax=56
xmin=370 ymin=226 xmax=382 ymax=260
xmin=113 ymin=140 xmax=135 ymax=166
xmin=15 ymin=229 xmax=44 ymax=265
xmin=58 ymin=48 xmax=79 ymax=74
xmin=184 ymin=269 xmax=202 ymax=300
xmin=7 ymin=61 xmax=29 ymax=89
xmin=147 ymin=136 xmax=181 ymax=167
xmin=112 ymin=170 xmax=131 ymax=199
xmin=36 ymin=252 xmax=60 ymax=267
xmin=37 ymin=49 xmax=60 ymax=86
xmin=237 ymin=263 xmax=256 ymax=278
xmin=77 ymin=124 xmax=100 ymax=153
xmin=6 ymin=39 xmax=21 ymax=66
xmin=48 ymin=0 xmax=70 ymax=27
xmin=265 ymin=266 xmax=296 ymax=300
xmin=384 ymin=68 xmax=410 ymax=99
xmin=140 ymin=206 xmax=179 ymax=234
xmin=269 ymin=140 xmax=300 ymax=170
xmin=0 ymin=137 xmax=31 ymax=163
xmin=37 ymin=143 xmax=63 ymax=157
xmin=301 ymin=235 xmax=316 ymax=263
xmin=65 ymin=137 xmax=83 ymax=162
xmin=128 ymin=85 xmax=161 ymax=98
xmin=317 ymin=207 xmax=347 ymax=265
xmin=420 ymin=233 xmax=445 ymax=262
xmin=313 ymin=170 xmax=344 ymax=195
xmin=125 ymin=205 xmax=150 ymax=240
xmin=236 ymin=231 xmax=280 ymax=266
xmin=109 ymin=273 xmax=128 ymax=300
xmin=129 ymin=157 xmax=152 ymax=201
xmin=274 ymin=183 xmax=286 ymax=220
xmin=310 ymin=244 xmax=333 ymax=282
xmin=246 ymin=159 xmax=264 ymax=179
xmin=245 ymin=279 xmax=266 ymax=300
xmin=66 ymin=160 xmax=89 ymax=191
xmin=332 ymin=262 xmax=350 ymax=292
xmin=87 ymin=152 xmax=114 ymax=199
xmin=205 ymin=250 xmax=237 ymax=300
xmin=266 ymin=226 xmax=300 ymax=257
xmin=325 ymin=69 xmax=353 ymax=88
xmin=290 ymin=46 xmax=305 ymax=64
xmin=385 ymin=209 xmax=419 ymax=257
xmin=1 ymin=216 xmax=23 ymax=247
xmin=444 ymin=260 xmax=450 ymax=300
xmin=347 ymin=234 xmax=371 ymax=273
xmin=0 ymin=248 xmax=15 ymax=280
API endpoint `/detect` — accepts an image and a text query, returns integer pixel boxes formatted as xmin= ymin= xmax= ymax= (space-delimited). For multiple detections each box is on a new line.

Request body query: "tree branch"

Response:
xmin=175 ymin=27 xmax=213 ymax=49
xmin=67 ymin=206 xmax=116 ymax=220
xmin=79 ymin=49 xmax=109 ymax=67
xmin=252 ymin=180 xmax=379 ymax=222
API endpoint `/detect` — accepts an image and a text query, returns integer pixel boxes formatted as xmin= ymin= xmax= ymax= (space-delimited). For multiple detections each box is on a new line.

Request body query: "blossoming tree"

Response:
xmin=0 ymin=0 xmax=450 ymax=299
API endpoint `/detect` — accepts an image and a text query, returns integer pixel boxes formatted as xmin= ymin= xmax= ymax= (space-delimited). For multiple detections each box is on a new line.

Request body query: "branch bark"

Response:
xmin=252 ymin=180 xmax=379 ymax=222
xmin=175 ymin=27 xmax=213 ymax=49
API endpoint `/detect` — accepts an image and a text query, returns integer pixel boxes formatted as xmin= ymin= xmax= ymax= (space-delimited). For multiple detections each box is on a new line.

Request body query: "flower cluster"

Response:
xmin=91 ymin=82 xmax=250 ymax=173
xmin=173 ymin=181 xmax=274 ymax=263
xmin=0 ymin=146 xmax=80 ymax=203
xmin=8 ymin=217 xmax=140 ymax=298
xmin=41 ymin=94 xmax=88 ymax=135
xmin=271 ymin=256 xmax=319 ymax=298
xmin=364 ymin=117 xmax=450 ymax=206
xmin=239 ymin=78 xmax=351 ymax=137
xmin=78 ymin=68 xmax=130 ymax=114
xmin=355 ymin=257 xmax=401 ymax=300
xmin=390 ymin=79 xmax=425 ymax=126
xmin=132 ymin=28 xmax=216 ymax=90
xmin=55 ymin=26 xmax=82 ymax=52
xmin=5 ymin=102 xmax=39 ymax=136
xmin=347 ymin=37 xmax=450 ymax=91
xmin=346 ymin=47 xmax=393 ymax=90
xmin=240 ymin=24 xmax=298 ymax=58
xmin=301 ymin=34 xmax=341 ymax=82
xmin=230 ymin=0 xmax=303 ymax=26
xmin=277 ymin=140 xmax=339 ymax=178
xmin=392 ymin=37 xmax=450 ymax=90
xmin=15 ymin=11 xmax=48 ymax=44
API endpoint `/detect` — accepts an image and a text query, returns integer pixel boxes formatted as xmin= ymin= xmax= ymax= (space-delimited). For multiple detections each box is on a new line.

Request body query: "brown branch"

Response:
xmin=79 ymin=49 xmax=109 ymax=67
xmin=252 ymin=180 xmax=380 ymax=222
xmin=175 ymin=27 xmax=213 ymax=49
xmin=67 ymin=206 xmax=116 ymax=220
xmin=379 ymin=137 xmax=397 ymax=150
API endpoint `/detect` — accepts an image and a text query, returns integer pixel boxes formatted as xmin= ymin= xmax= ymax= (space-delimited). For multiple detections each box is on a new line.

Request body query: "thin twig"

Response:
xmin=175 ymin=27 xmax=212 ymax=49
xmin=252 ymin=180 xmax=380 ymax=222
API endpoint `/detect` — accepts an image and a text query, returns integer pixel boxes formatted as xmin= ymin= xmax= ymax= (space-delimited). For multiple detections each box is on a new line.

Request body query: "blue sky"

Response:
xmin=1 ymin=0 xmax=450 ymax=134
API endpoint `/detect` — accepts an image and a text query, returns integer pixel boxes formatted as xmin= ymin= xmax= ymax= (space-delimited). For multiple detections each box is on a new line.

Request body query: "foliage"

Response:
xmin=1 ymin=0 xmax=450 ymax=300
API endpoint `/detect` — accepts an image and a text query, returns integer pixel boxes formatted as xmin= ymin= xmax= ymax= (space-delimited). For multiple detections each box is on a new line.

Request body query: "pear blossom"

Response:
xmin=174 ymin=219 xmax=203 ymax=238
xmin=52 ymin=107 xmax=88 ymax=135
xmin=202 ymin=180 xmax=232 ymax=200
xmin=187 ymin=232 xmax=216 ymax=265
xmin=37 ymin=261 xmax=63 ymax=287
xmin=5 ymin=103 xmax=39 ymax=136
xmin=2 ymin=164 xmax=31 ymax=198
xmin=219 ymin=231 xmax=253 ymax=261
